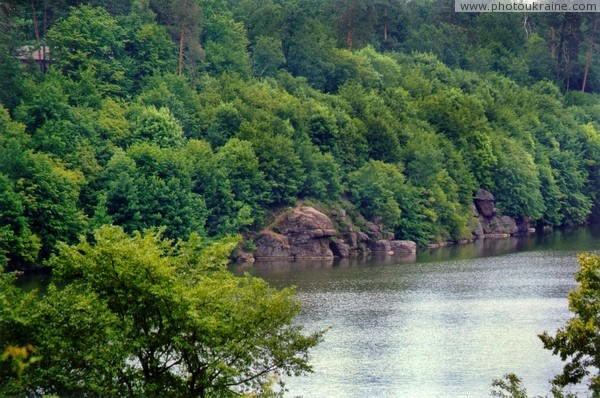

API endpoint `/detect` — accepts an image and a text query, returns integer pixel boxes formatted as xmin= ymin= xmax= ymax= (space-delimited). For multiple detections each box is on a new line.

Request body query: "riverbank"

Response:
xmin=237 ymin=189 xmax=551 ymax=264
xmin=244 ymin=227 xmax=600 ymax=397
xmin=234 ymin=226 xmax=600 ymax=275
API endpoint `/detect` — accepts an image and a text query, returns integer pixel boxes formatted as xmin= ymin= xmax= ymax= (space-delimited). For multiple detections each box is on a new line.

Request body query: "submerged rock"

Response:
xmin=389 ymin=240 xmax=417 ymax=253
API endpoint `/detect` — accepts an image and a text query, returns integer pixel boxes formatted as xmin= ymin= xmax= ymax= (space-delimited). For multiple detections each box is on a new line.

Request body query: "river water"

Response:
xmin=242 ymin=228 xmax=600 ymax=398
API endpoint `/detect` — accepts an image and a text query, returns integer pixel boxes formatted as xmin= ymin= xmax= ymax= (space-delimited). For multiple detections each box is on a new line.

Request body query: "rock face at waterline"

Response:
xmin=254 ymin=232 xmax=291 ymax=258
xmin=474 ymin=189 xmax=496 ymax=217
xmin=471 ymin=189 xmax=522 ymax=238
xmin=255 ymin=206 xmax=335 ymax=259
xmin=253 ymin=206 xmax=417 ymax=260
xmin=390 ymin=240 xmax=418 ymax=253
xmin=250 ymin=190 xmax=528 ymax=262
xmin=278 ymin=206 xmax=337 ymax=258
xmin=369 ymin=239 xmax=417 ymax=253
xmin=481 ymin=215 xmax=519 ymax=236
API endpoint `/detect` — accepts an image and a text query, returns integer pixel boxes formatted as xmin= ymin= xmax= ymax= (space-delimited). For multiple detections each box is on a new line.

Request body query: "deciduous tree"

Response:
xmin=540 ymin=253 xmax=600 ymax=395
xmin=0 ymin=225 xmax=323 ymax=397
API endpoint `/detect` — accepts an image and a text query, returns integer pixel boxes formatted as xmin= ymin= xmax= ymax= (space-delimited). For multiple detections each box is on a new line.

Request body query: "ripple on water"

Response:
xmin=248 ymin=230 xmax=600 ymax=397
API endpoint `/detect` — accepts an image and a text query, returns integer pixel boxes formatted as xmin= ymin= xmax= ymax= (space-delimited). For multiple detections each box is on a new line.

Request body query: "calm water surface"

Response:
xmin=242 ymin=228 xmax=600 ymax=397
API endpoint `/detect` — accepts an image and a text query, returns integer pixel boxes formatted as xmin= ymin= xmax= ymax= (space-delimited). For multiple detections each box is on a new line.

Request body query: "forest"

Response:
xmin=0 ymin=0 xmax=600 ymax=271
xmin=3 ymin=0 xmax=600 ymax=396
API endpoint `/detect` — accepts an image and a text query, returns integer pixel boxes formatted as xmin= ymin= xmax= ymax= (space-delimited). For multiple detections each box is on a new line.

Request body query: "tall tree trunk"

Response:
xmin=41 ymin=0 xmax=47 ymax=71
xmin=346 ymin=6 xmax=355 ymax=50
xmin=582 ymin=47 xmax=592 ymax=92
xmin=582 ymin=15 xmax=599 ymax=92
xmin=42 ymin=0 xmax=46 ymax=37
xmin=565 ymin=52 xmax=571 ymax=90
xmin=171 ymin=0 xmax=202 ymax=77
xmin=30 ymin=0 xmax=43 ymax=72
xmin=551 ymin=28 xmax=556 ymax=59
xmin=383 ymin=5 xmax=388 ymax=42
xmin=30 ymin=0 xmax=39 ymax=42
xmin=523 ymin=15 xmax=530 ymax=40
xmin=556 ymin=19 xmax=567 ymax=83
xmin=346 ymin=27 xmax=353 ymax=50
xmin=342 ymin=1 xmax=358 ymax=51
xmin=178 ymin=28 xmax=184 ymax=76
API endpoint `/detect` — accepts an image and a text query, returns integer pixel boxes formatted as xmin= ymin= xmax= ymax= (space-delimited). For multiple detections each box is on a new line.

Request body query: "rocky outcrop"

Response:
xmin=366 ymin=222 xmax=383 ymax=240
xmin=370 ymin=239 xmax=391 ymax=252
xmin=235 ymin=251 xmax=256 ymax=264
xmin=254 ymin=232 xmax=291 ymax=258
xmin=516 ymin=216 xmax=536 ymax=234
xmin=330 ymin=239 xmax=351 ymax=258
xmin=277 ymin=206 xmax=336 ymax=258
xmin=252 ymin=206 xmax=417 ymax=261
xmin=481 ymin=215 xmax=519 ymax=235
xmin=369 ymin=239 xmax=417 ymax=254
xmin=277 ymin=206 xmax=337 ymax=237
xmin=474 ymin=189 xmax=496 ymax=218
xmin=471 ymin=189 xmax=526 ymax=238
xmin=365 ymin=222 xmax=395 ymax=240
xmin=341 ymin=231 xmax=370 ymax=256
xmin=390 ymin=240 xmax=417 ymax=253
xmin=255 ymin=207 xmax=335 ymax=259
xmin=333 ymin=210 xmax=379 ymax=256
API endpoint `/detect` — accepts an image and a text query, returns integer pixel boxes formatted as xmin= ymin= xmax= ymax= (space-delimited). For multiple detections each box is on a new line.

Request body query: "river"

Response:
xmin=241 ymin=228 xmax=600 ymax=398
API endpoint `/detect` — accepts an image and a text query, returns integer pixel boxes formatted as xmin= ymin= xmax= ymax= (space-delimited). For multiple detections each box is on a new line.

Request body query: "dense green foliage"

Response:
xmin=0 ymin=226 xmax=322 ymax=397
xmin=490 ymin=373 xmax=529 ymax=398
xmin=1 ymin=0 xmax=600 ymax=272
xmin=4 ymin=1 xmax=600 ymax=395
xmin=539 ymin=253 xmax=600 ymax=396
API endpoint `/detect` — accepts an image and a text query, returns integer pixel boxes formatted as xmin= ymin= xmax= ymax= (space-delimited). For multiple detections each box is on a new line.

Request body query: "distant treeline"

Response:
xmin=1 ymin=0 xmax=600 ymax=270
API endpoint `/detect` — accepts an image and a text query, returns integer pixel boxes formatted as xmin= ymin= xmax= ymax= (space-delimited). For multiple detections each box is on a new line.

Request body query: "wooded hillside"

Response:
xmin=2 ymin=0 xmax=600 ymax=270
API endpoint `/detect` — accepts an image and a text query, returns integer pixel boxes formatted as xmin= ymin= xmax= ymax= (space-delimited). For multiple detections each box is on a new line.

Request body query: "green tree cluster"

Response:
xmin=4 ymin=1 xmax=600 ymax=395
xmin=539 ymin=253 xmax=600 ymax=395
xmin=0 ymin=225 xmax=322 ymax=397
xmin=1 ymin=1 xmax=600 ymax=272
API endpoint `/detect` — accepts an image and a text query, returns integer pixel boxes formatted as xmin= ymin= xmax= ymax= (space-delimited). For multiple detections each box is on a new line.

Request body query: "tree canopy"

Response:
xmin=5 ymin=0 xmax=600 ymax=395
xmin=0 ymin=225 xmax=322 ymax=397
xmin=539 ymin=253 xmax=600 ymax=396
xmin=2 ymin=1 xmax=600 ymax=270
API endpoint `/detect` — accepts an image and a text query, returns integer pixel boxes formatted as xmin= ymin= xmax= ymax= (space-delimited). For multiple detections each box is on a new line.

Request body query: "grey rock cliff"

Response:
xmin=474 ymin=189 xmax=496 ymax=218
xmin=471 ymin=189 xmax=520 ymax=238
xmin=255 ymin=207 xmax=335 ymax=259
xmin=254 ymin=232 xmax=291 ymax=258
xmin=481 ymin=215 xmax=519 ymax=235
xmin=253 ymin=206 xmax=418 ymax=261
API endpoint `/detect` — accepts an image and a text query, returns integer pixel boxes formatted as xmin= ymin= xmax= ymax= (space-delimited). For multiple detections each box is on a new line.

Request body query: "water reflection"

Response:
xmin=245 ymin=253 xmax=417 ymax=275
xmin=242 ymin=228 xmax=600 ymax=398
xmin=419 ymin=237 xmax=523 ymax=262
xmin=239 ymin=227 xmax=600 ymax=283
xmin=419 ymin=226 xmax=600 ymax=264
